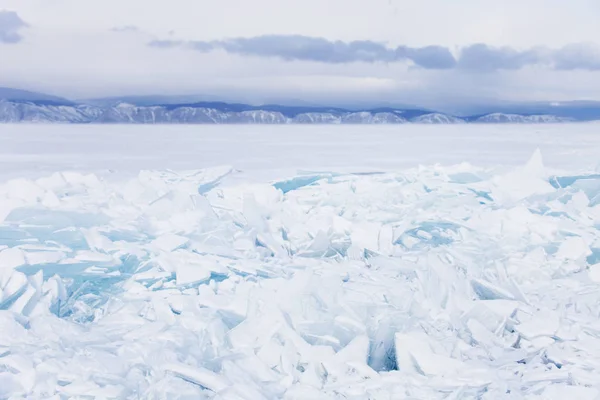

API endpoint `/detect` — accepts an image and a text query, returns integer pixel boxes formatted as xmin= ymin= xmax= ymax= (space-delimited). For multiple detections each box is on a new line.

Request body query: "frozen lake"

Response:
xmin=1 ymin=123 xmax=600 ymax=398
xmin=1 ymin=123 xmax=600 ymax=182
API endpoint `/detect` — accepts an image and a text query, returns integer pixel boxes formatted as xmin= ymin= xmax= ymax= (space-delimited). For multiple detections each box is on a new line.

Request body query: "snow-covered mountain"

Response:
xmin=411 ymin=113 xmax=465 ymax=124
xmin=293 ymin=112 xmax=341 ymax=124
xmin=0 ymin=100 xmax=101 ymax=123
xmin=0 ymin=99 xmax=584 ymax=124
xmin=472 ymin=113 xmax=574 ymax=124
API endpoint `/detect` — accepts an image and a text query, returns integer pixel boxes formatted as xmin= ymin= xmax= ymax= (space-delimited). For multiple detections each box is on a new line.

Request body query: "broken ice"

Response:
xmin=1 ymin=151 xmax=600 ymax=398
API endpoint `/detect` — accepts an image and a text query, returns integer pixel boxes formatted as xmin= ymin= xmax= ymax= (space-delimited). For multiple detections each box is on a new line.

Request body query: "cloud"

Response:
xmin=215 ymin=35 xmax=396 ymax=63
xmin=0 ymin=10 xmax=27 ymax=44
xmin=457 ymin=43 xmax=600 ymax=71
xmin=149 ymin=35 xmax=453 ymax=69
xmin=457 ymin=44 xmax=544 ymax=71
xmin=111 ymin=25 xmax=139 ymax=33
xmin=148 ymin=39 xmax=183 ymax=48
xmin=552 ymin=43 xmax=600 ymax=71
xmin=148 ymin=34 xmax=600 ymax=72
xmin=188 ymin=41 xmax=214 ymax=52
xmin=397 ymin=45 xmax=457 ymax=69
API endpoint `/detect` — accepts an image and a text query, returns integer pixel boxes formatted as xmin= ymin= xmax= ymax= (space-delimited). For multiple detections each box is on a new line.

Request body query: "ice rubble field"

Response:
xmin=1 ymin=125 xmax=600 ymax=399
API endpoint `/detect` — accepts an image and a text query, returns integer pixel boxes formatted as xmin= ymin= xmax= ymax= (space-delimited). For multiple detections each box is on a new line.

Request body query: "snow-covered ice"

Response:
xmin=2 ymin=123 xmax=600 ymax=183
xmin=1 ymin=124 xmax=600 ymax=398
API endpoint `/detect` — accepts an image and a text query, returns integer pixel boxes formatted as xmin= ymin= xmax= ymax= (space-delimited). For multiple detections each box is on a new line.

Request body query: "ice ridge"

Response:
xmin=1 ymin=154 xmax=600 ymax=398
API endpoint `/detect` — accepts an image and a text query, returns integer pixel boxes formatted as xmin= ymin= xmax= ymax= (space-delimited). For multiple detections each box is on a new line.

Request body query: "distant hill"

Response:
xmin=0 ymin=86 xmax=598 ymax=124
xmin=454 ymin=101 xmax=600 ymax=122
xmin=80 ymin=94 xmax=229 ymax=107
xmin=0 ymin=87 xmax=74 ymax=106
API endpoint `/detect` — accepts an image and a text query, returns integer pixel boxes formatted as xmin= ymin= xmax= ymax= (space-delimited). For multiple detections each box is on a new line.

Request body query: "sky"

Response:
xmin=1 ymin=0 xmax=600 ymax=108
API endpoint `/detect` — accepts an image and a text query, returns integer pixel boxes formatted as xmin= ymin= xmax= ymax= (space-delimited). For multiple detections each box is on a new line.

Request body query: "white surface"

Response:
xmin=1 ymin=124 xmax=600 ymax=398
xmin=1 ymin=123 xmax=600 ymax=183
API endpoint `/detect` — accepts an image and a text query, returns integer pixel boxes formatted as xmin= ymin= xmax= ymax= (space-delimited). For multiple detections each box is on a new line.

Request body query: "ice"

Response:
xmin=555 ymin=236 xmax=592 ymax=261
xmin=2 ymin=139 xmax=600 ymax=398
xmin=541 ymin=385 xmax=600 ymax=400
xmin=0 ymin=270 xmax=28 ymax=308
xmin=329 ymin=335 xmax=370 ymax=364
xmin=395 ymin=332 xmax=468 ymax=377
xmin=176 ymin=263 xmax=212 ymax=286
xmin=151 ymin=233 xmax=189 ymax=252
xmin=515 ymin=309 xmax=560 ymax=340
xmin=164 ymin=363 xmax=230 ymax=393
xmin=0 ymin=247 xmax=26 ymax=270
xmin=589 ymin=263 xmax=600 ymax=282
xmin=471 ymin=278 xmax=516 ymax=301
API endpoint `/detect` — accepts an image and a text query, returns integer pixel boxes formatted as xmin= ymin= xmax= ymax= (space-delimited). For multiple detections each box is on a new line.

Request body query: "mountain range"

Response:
xmin=1 ymin=87 xmax=599 ymax=124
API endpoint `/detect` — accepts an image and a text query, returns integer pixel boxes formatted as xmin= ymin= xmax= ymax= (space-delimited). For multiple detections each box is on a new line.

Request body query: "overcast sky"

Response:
xmin=1 ymin=0 xmax=600 ymax=107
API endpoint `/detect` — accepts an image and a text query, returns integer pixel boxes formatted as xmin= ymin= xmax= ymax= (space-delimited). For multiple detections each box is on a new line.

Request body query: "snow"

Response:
xmin=589 ymin=263 xmax=600 ymax=282
xmin=412 ymin=113 xmax=465 ymax=124
xmin=151 ymin=234 xmax=189 ymax=253
xmin=475 ymin=113 xmax=573 ymax=123
xmin=1 ymin=124 xmax=600 ymax=398
xmin=0 ymin=100 xmax=582 ymax=124
xmin=2 ymin=123 xmax=600 ymax=183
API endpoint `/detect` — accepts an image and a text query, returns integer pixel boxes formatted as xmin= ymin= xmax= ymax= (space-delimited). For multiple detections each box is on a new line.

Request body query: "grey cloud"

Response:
xmin=188 ymin=41 xmax=215 ymax=52
xmin=552 ymin=43 xmax=600 ymax=71
xmin=148 ymin=34 xmax=600 ymax=72
xmin=0 ymin=10 xmax=27 ymax=44
xmin=457 ymin=43 xmax=600 ymax=71
xmin=457 ymin=44 xmax=545 ymax=71
xmin=215 ymin=35 xmax=397 ymax=63
xmin=111 ymin=25 xmax=139 ymax=33
xmin=150 ymin=35 xmax=456 ymax=69
xmin=211 ymin=36 xmax=456 ymax=68
xmin=148 ymin=39 xmax=184 ymax=48
xmin=397 ymin=45 xmax=456 ymax=69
